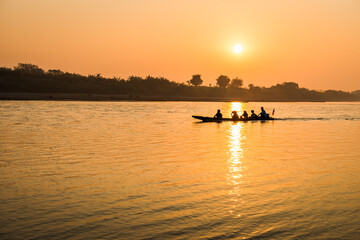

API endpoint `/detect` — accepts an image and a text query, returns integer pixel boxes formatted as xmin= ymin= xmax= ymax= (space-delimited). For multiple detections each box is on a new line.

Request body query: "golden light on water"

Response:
xmin=1 ymin=101 xmax=360 ymax=238
xmin=227 ymin=119 xmax=246 ymax=217
xmin=230 ymin=102 xmax=242 ymax=113
xmin=229 ymin=123 xmax=244 ymax=170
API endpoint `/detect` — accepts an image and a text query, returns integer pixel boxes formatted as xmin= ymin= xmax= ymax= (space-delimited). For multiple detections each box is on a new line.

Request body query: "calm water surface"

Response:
xmin=1 ymin=101 xmax=360 ymax=239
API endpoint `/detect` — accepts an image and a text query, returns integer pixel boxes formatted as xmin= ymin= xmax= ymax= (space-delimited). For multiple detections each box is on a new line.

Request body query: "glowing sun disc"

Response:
xmin=233 ymin=44 xmax=243 ymax=54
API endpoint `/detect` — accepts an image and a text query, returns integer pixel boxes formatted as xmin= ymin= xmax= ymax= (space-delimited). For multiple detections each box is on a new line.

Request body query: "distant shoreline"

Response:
xmin=2 ymin=64 xmax=360 ymax=102
xmin=1 ymin=92 xmax=358 ymax=102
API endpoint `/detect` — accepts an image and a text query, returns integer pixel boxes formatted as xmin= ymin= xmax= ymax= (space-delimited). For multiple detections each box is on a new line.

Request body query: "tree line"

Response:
xmin=188 ymin=74 xmax=244 ymax=88
xmin=0 ymin=63 xmax=359 ymax=101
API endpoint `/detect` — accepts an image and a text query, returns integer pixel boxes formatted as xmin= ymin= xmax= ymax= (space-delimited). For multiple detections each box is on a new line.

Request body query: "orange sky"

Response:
xmin=1 ymin=0 xmax=359 ymax=91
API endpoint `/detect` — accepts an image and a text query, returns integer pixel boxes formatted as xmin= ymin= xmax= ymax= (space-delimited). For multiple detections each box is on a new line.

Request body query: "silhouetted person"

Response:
xmin=259 ymin=107 xmax=267 ymax=119
xmin=250 ymin=110 xmax=257 ymax=119
xmin=231 ymin=111 xmax=240 ymax=119
xmin=242 ymin=111 xmax=248 ymax=119
xmin=214 ymin=109 xmax=222 ymax=119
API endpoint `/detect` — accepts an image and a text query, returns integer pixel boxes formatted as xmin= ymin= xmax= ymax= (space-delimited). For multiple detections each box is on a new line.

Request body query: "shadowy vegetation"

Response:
xmin=188 ymin=74 xmax=203 ymax=86
xmin=216 ymin=75 xmax=231 ymax=88
xmin=229 ymin=77 xmax=243 ymax=89
xmin=0 ymin=63 xmax=359 ymax=101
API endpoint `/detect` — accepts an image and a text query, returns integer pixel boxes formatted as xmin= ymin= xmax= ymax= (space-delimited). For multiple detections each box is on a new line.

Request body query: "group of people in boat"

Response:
xmin=214 ymin=107 xmax=270 ymax=120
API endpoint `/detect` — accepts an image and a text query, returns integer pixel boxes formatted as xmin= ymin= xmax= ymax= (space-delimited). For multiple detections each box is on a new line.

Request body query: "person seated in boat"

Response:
xmin=258 ymin=107 xmax=268 ymax=119
xmin=241 ymin=110 xmax=248 ymax=119
xmin=231 ymin=111 xmax=240 ymax=119
xmin=250 ymin=110 xmax=257 ymax=119
xmin=214 ymin=109 xmax=223 ymax=119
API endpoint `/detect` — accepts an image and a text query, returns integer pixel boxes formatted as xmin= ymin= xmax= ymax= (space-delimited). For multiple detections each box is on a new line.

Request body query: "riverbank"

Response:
xmin=2 ymin=92 xmax=358 ymax=102
xmin=2 ymin=64 xmax=360 ymax=102
xmin=0 ymin=92 xmax=250 ymax=102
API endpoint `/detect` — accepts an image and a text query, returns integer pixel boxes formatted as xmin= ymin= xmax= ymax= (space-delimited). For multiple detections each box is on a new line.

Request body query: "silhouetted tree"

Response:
xmin=0 ymin=67 xmax=12 ymax=74
xmin=14 ymin=63 xmax=44 ymax=74
xmin=48 ymin=69 xmax=64 ymax=75
xmin=352 ymin=90 xmax=360 ymax=96
xmin=128 ymin=76 xmax=143 ymax=83
xmin=229 ymin=77 xmax=243 ymax=88
xmin=189 ymin=74 xmax=203 ymax=86
xmin=216 ymin=75 xmax=230 ymax=87
xmin=277 ymin=82 xmax=299 ymax=89
xmin=248 ymin=83 xmax=254 ymax=89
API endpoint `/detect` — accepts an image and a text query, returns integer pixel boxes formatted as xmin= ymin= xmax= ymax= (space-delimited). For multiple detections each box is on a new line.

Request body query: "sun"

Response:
xmin=233 ymin=44 xmax=243 ymax=54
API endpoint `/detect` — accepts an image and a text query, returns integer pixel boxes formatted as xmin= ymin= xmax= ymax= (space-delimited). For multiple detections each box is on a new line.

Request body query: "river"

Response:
xmin=0 ymin=101 xmax=359 ymax=239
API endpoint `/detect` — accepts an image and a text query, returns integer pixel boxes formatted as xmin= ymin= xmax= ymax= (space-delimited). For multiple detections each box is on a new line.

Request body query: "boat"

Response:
xmin=192 ymin=115 xmax=275 ymax=122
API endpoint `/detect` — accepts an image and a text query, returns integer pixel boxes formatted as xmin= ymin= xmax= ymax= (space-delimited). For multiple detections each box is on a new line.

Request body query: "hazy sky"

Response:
xmin=1 ymin=0 xmax=359 ymax=90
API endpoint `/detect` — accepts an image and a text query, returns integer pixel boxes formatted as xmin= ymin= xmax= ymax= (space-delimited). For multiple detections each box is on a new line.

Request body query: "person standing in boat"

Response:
xmin=258 ymin=107 xmax=267 ymax=119
xmin=241 ymin=111 xmax=248 ymax=119
xmin=231 ymin=111 xmax=240 ymax=119
xmin=214 ymin=109 xmax=223 ymax=119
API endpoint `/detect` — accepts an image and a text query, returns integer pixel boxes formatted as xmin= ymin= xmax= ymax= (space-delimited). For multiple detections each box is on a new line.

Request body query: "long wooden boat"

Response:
xmin=192 ymin=115 xmax=275 ymax=122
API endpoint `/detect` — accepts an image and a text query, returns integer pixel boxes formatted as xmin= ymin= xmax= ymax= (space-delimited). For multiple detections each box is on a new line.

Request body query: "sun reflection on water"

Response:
xmin=227 ymin=102 xmax=246 ymax=217
xmin=230 ymin=102 xmax=242 ymax=114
